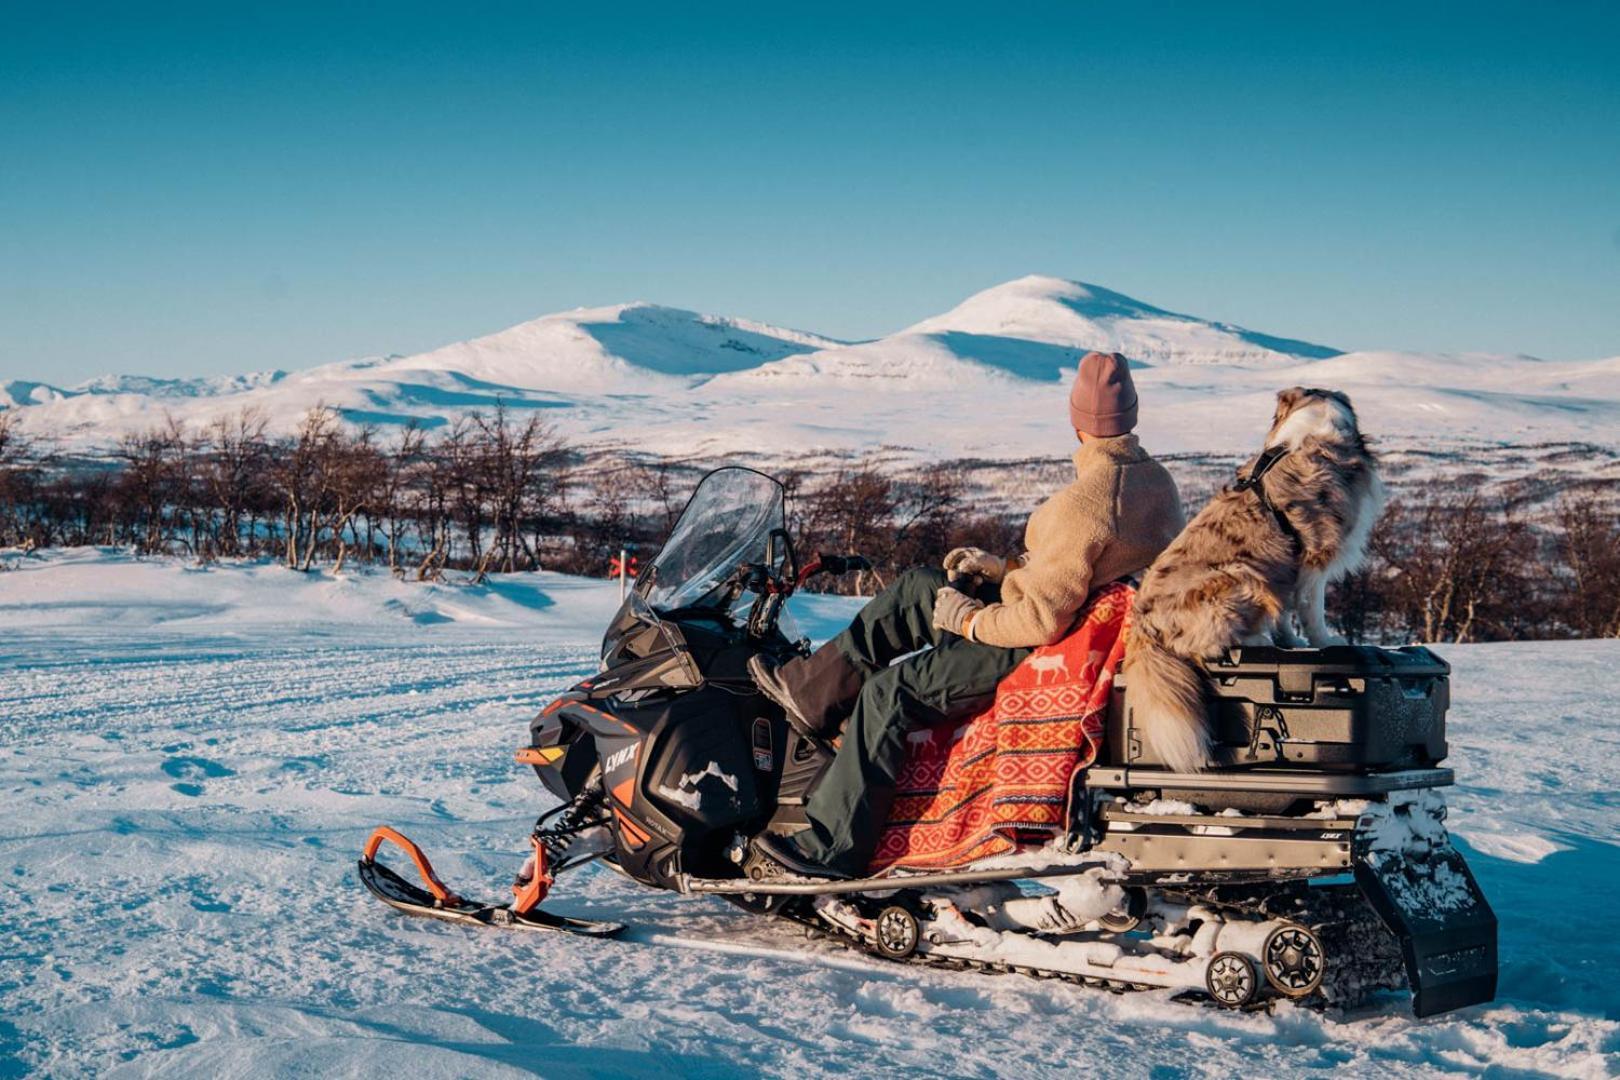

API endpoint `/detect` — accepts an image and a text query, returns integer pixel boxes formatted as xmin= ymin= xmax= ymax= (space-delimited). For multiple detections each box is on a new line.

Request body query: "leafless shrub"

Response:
xmin=1363 ymin=493 xmax=1543 ymax=643
xmin=6 ymin=402 xmax=1620 ymax=642
xmin=0 ymin=412 xmax=40 ymax=547
xmin=1550 ymin=493 xmax=1620 ymax=638
xmin=203 ymin=408 xmax=270 ymax=558
xmin=115 ymin=415 xmax=192 ymax=555
xmin=472 ymin=404 xmax=569 ymax=576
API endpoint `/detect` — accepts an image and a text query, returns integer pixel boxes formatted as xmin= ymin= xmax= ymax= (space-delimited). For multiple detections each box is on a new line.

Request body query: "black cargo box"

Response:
xmin=1104 ymin=645 xmax=1450 ymax=772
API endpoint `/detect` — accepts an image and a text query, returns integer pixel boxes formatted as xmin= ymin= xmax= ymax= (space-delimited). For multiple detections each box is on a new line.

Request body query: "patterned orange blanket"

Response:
xmin=868 ymin=581 xmax=1134 ymax=873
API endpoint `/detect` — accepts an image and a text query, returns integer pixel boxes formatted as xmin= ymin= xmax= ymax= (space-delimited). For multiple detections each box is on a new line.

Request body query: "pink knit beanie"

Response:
xmin=1068 ymin=351 xmax=1138 ymax=436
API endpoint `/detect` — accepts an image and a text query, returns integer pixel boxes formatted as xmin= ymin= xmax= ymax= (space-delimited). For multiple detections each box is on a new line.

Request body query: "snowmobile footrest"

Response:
xmin=685 ymin=860 xmax=1111 ymax=896
xmin=1355 ymin=842 xmax=1497 ymax=1017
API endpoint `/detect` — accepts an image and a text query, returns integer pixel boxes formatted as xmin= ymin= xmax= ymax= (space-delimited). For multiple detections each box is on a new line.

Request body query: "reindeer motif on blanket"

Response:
xmin=1027 ymin=652 xmax=1070 ymax=684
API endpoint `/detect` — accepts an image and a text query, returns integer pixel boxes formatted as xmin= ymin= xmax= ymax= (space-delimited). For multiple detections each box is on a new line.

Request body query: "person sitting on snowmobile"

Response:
xmin=748 ymin=350 xmax=1185 ymax=878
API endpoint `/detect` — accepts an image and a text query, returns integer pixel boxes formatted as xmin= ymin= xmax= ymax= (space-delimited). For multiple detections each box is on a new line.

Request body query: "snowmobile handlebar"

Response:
xmin=736 ymin=551 xmax=870 ymax=599
xmin=796 ymin=553 xmax=871 ymax=587
xmin=737 ymin=550 xmax=871 ymax=638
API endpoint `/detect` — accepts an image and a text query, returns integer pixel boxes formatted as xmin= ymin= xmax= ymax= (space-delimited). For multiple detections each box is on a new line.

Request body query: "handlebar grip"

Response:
xmin=817 ymin=554 xmax=872 ymax=576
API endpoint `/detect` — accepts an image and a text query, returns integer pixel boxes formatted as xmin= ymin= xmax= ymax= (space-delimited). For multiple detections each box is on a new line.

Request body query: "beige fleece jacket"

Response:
xmin=969 ymin=435 xmax=1184 ymax=648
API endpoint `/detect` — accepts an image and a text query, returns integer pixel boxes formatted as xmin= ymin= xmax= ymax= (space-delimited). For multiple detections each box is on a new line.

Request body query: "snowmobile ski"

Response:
xmin=357 ymin=826 xmax=624 ymax=938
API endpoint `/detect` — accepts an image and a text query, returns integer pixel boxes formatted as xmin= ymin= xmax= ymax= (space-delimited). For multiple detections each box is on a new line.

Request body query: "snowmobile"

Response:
xmin=359 ymin=466 xmax=1497 ymax=1017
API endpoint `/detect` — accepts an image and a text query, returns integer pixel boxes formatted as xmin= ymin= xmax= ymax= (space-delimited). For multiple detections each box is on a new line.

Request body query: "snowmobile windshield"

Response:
xmin=641 ymin=467 xmax=786 ymax=614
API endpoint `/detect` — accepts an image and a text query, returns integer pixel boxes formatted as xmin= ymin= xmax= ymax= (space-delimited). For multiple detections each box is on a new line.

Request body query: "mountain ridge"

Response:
xmin=4 ymin=276 xmax=1616 ymax=461
xmin=903 ymin=275 xmax=1342 ymax=365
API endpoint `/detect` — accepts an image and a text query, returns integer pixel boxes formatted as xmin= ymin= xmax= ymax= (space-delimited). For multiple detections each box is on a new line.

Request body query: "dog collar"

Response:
xmin=1235 ymin=444 xmax=1289 ymax=490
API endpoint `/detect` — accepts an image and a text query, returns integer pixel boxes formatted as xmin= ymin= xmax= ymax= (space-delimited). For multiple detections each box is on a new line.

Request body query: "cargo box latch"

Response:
xmin=1277 ymin=666 xmax=1314 ymax=701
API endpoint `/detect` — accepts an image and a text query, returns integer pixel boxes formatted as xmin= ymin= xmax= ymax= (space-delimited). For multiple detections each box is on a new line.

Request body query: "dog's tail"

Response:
xmin=1121 ymin=631 xmax=1213 ymax=773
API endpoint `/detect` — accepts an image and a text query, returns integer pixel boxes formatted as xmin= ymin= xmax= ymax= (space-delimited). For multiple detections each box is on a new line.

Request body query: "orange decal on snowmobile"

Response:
xmin=614 ymin=808 xmax=651 ymax=847
xmin=515 ymin=746 xmax=566 ymax=765
xmin=574 ymin=700 xmax=638 ymax=733
xmin=608 ymin=762 xmax=647 ymax=845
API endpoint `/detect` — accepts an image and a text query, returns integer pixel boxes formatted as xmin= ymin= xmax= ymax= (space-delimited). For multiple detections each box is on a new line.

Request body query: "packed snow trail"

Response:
xmin=1 ymin=554 xmax=1617 ymax=1077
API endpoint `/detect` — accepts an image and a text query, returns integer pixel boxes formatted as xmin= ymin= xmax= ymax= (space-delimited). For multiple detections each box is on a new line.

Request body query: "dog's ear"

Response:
xmin=1302 ymin=383 xmax=1354 ymax=409
xmin=1317 ymin=387 xmax=1354 ymax=412
xmin=1273 ymin=386 xmax=1308 ymax=425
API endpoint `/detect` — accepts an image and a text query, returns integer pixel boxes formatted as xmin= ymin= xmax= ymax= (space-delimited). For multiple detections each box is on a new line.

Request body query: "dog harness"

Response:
xmin=1233 ymin=445 xmax=1303 ymax=551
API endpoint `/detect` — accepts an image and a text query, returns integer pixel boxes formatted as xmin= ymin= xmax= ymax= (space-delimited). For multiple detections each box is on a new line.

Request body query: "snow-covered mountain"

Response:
xmin=2 ymin=372 xmax=287 ymax=410
xmin=5 ymin=275 xmax=1618 ymax=461
xmin=363 ymin=301 xmax=845 ymax=390
xmin=3 ymin=300 xmax=846 ymax=437
xmin=73 ymin=371 xmax=289 ymax=398
xmin=905 ymin=276 xmax=1341 ymax=365
xmin=713 ymin=275 xmax=1339 ymax=388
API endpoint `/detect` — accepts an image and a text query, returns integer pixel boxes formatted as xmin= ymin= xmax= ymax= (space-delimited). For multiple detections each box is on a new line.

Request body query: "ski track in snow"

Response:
xmin=2 ymin=558 xmax=1618 ymax=1077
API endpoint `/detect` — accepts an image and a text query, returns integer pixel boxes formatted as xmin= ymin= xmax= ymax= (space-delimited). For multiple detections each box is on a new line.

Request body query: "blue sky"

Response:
xmin=2 ymin=2 xmax=1617 ymax=383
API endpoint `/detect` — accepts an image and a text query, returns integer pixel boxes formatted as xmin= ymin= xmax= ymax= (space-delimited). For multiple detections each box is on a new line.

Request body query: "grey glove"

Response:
xmin=933 ymin=586 xmax=986 ymax=638
xmin=943 ymin=546 xmax=1009 ymax=585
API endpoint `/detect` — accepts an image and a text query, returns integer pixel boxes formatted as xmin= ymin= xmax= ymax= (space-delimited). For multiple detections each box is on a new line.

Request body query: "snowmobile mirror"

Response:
xmin=764 ymin=528 xmax=797 ymax=588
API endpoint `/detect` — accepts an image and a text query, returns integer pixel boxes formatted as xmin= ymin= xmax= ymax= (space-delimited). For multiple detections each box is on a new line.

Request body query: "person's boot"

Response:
xmin=748 ymin=655 xmax=821 ymax=740
xmin=747 ymin=647 xmax=864 ymax=742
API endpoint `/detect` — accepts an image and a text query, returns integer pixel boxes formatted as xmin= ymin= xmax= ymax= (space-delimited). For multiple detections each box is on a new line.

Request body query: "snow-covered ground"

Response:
xmin=2 ymin=552 xmax=1617 ymax=1077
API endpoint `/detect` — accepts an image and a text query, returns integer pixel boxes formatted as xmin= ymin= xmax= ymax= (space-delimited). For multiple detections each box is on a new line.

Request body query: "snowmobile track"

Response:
xmin=747 ymin=881 xmax=1409 ymax=1013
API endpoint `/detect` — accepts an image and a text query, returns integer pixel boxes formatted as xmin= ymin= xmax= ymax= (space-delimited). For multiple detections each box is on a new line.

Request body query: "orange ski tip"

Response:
xmin=361 ymin=826 xmax=462 ymax=907
xmin=515 ymin=746 xmax=566 ymax=766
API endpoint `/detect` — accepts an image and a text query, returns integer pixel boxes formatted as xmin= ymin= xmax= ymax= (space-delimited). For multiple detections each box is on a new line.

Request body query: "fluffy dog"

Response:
xmin=1121 ymin=387 xmax=1385 ymax=773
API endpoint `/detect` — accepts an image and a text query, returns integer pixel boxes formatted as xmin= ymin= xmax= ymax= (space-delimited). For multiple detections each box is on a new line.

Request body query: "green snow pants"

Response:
xmin=790 ymin=566 xmax=1031 ymax=875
